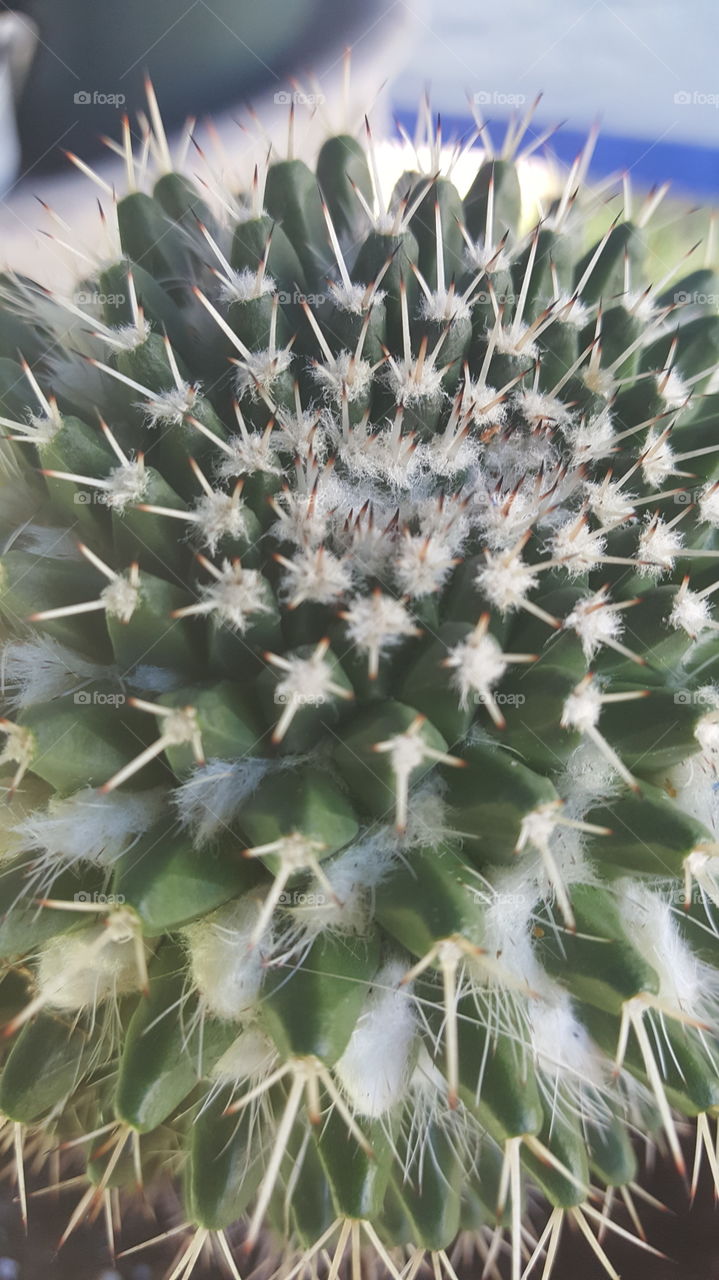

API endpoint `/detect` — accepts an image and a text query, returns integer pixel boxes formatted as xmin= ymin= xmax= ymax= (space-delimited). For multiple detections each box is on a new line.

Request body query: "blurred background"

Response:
xmin=0 ymin=0 xmax=716 ymax=282
xmin=0 ymin=1 xmax=716 ymax=1276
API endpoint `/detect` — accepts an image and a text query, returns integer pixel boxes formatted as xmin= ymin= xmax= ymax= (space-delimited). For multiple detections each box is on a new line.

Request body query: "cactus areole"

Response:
xmin=1 ymin=83 xmax=719 ymax=1279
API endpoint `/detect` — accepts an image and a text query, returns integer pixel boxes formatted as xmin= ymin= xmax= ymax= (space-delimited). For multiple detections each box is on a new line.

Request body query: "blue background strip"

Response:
xmin=392 ymin=109 xmax=719 ymax=199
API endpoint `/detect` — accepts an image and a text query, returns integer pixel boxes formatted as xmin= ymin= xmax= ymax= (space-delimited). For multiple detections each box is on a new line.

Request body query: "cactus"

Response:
xmin=1 ymin=84 xmax=719 ymax=1279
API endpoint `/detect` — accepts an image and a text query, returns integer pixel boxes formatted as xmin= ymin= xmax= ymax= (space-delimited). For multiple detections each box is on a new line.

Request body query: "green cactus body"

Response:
xmin=1 ymin=89 xmax=719 ymax=1280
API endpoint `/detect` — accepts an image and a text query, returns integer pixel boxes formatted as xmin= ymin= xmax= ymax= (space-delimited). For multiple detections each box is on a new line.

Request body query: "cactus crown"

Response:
xmin=1 ymin=84 xmax=719 ymax=1279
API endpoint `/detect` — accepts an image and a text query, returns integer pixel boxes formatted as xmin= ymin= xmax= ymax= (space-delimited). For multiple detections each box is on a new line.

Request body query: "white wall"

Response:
xmin=393 ymin=0 xmax=719 ymax=145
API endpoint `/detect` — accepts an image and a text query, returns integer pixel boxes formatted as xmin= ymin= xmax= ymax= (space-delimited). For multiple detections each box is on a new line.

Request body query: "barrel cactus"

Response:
xmin=1 ymin=85 xmax=719 ymax=1279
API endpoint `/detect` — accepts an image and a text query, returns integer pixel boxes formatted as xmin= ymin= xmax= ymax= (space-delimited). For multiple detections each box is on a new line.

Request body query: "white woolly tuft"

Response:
xmin=475 ymin=549 xmax=539 ymax=614
xmin=474 ymin=487 xmax=537 ymax=549
xmin=480 ymin=863 xmax=545 ymax=993
xmin=637 ymin=517 xmax=683 ymax=576
xmin=384 ymin=358 xmax=445 ymax=408
xmin=334 ymin=959 xmax=417 ymax=1116
xmin=20 ymin=410 xmax=63 ymax=446
xmin=210 ymin=1024 xmax=276 ymax=1085
xmin=329 ymin=281 xmax=384 ymax=314
xmin=37 ymin=924 xmax=141 ymax=1010
xmin=108 ymin=317 xmax=152 ymax=351
xmin=660 ymin=368 xmax=690 ymax=409
xmin=216 ymin=434 xmax=281 ymax=482
xmin=561 ymin=681 xmax=602 ymax=733
xmin=274 ymin=406 xmax=327 ymax=460
xmin=0 ymin=637 xmax=107 ymax=708
xmin=101 ymin=575 xmax=140 ymax=622
xmin=566 ymin=410 xmax=615 ymax=465
xmin=582 ymin=365 xmax=616 ymax=399
xmin=529 ymin=992 xmax=604 ymax=1089
xmin=270 ymin=488 xmax=331 ymax=549
xmin=558 ymin=741 xmax=623 ymax=817
xmin=0 ymin=774 xmax=50 ymax=860
xmin=398 ymin=782 xmax=457 ymax=849
xmin=191 ymin=489 xmax=252 ymax=554
xmin=234 ymin=347 xmax=293 ymax=400
xmin=445 ymin=629 xmax=507 ymax=710
xmin=494 ymin=324 xmax=537 ymax=359
xmin=462 ymin=379 xmax=506 ymax=428
xmin=670 ymin=586 xmax=711 ymax=637
xmin=278 ymin=546 xmax=351 ymax=607
xmin=126 ymin=664 xmax=186 ymax=693
xmin=218 ymin=268 xmax=276 ymax=305
xmin=105 ymin=459 xmax=148 ymax=510
xmin=563 ymin=592 xmax=624 ymax=660
xmin=8 ymin=525 xmax=82 ymax=560
xmin=463 ymin=240 xmax=511 ymax=274
xmin=394 ymin=531 xmax=457 ymax=598
xmin=694 ymin=712 xmax=719 ymax=761
xmin=311 ymin=353 xmax=374 ymax=406
xmin=297 ymin=836 xmax=396 ymax=937
xmin=698 ymin=483 xmax=719 ymax=528
xmin=617 ymin=880 xmax=704 ymax=1010
xmin=516 ymin=387 xmax=573 ymax=428
xmin=419 ymin=290 xmax=471 ymax=325
xmin=184 ymin=897 xmax=266 ymax=1020
xmin=295 ymin=788 xmax=454 ymax=938
xmin=666 ymin=747 xmax=719 ymax=838
xmin=583 ymin=477 xmax=635 ymax=526
xmin=140 ymin=384 xmax=199 ymax=427
xmin=187 ymin=559 xmax=274 ymax=631
xmin=14 ymin=786 xmax=165 ymax=866
xmin=174 ymin=758 xmax=279 ymax=846
xmin=552 ymin=519 xmax=606 ymax=575
xmin=341 ymin=592 xmax=418 ymax=672
xmin=642 ymin=430 xmax=674 ymax=488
